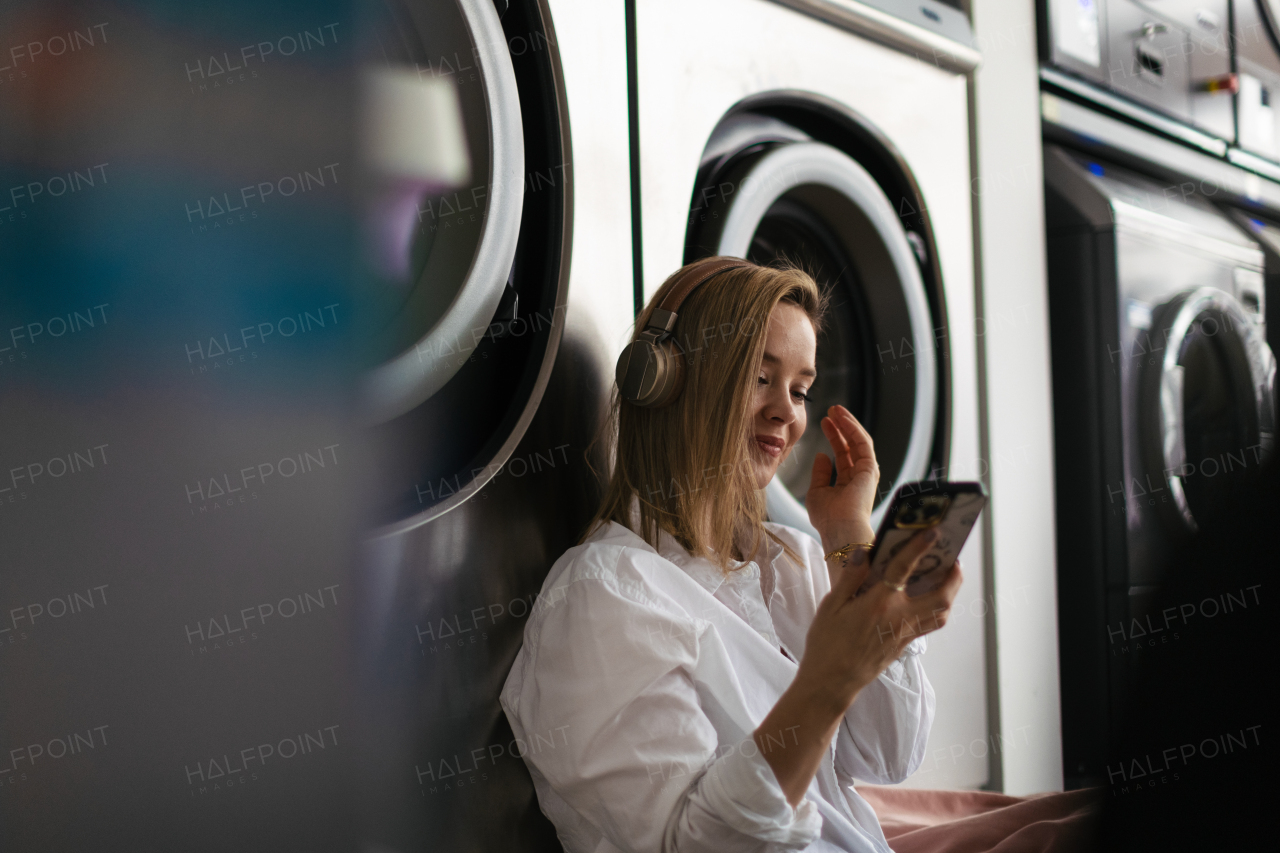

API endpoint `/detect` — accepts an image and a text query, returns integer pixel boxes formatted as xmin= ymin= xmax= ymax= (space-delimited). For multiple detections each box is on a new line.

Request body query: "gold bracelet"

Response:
xmin=824 ymin=542 xmax=874 ymax=562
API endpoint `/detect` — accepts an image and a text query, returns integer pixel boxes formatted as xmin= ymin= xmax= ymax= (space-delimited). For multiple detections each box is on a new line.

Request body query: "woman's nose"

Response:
xmin=762 ymin=388 xmax=797 ymax=423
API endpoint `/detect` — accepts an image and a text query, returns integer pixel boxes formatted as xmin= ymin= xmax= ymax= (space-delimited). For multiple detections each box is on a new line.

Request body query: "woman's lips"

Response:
xmin=754 ymin=435 xmax=785 ymax=458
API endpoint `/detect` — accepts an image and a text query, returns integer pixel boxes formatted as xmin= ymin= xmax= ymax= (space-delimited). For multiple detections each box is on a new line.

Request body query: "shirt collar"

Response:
xmin=655 ymin=525 xmax=788 ymax=597
xmin=602 ymin=511 xmax=784 ymax=596
xmin=655 ymin=527 xmax=729 ymax=596
xmin=586 ymin=520 xmax=724 ymax=590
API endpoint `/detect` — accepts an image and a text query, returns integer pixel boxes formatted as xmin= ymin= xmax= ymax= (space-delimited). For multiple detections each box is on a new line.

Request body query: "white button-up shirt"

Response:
xmin=500 ymin=519 xmax=933 ymax=853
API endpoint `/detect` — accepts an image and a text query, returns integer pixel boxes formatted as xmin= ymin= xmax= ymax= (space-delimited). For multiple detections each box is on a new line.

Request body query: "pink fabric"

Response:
xmin=857 ymin=785 xmax=1100 ymax=853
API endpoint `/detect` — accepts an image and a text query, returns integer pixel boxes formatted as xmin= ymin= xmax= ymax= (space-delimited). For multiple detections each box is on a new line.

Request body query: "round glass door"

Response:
xmin=688 ymin=130 xmax=940 ymax=530
xmin=360 ymin=0 xmax=570 ymax=531
xmin=745 ymin=197 xmax=877 ymax=502
xmin=360 ymin=0 xmax=523 ymax=422
xmin=1140 ymin=286 xmax=1276 ymax=530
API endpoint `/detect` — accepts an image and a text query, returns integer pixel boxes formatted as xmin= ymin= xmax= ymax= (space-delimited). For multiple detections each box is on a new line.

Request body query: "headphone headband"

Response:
xmin=643 ymin=258 xmax=752 ymax=335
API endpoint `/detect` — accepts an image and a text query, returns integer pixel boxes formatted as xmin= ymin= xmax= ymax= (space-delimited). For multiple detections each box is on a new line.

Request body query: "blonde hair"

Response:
xmin=585 ymin=258 xmax=827 ymax=573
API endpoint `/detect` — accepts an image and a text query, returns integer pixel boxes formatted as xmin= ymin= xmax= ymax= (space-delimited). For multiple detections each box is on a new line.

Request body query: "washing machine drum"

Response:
xmin=688 ymin=140 xmax=939 ymax=526
xmin=1140 ymin=286 xmax=1277 ymax=531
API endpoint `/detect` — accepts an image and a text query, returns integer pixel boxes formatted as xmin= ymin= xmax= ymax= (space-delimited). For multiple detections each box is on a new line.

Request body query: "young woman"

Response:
xmin=500 ymin=257 xmax=965 ymax=852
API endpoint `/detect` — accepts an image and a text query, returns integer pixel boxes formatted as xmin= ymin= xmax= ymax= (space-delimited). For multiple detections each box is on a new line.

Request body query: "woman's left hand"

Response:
xmin=806 ymin=405 xmax=880 ymax=551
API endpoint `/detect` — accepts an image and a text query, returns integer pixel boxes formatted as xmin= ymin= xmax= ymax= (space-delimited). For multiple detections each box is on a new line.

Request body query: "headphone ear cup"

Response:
xmin=615 ymin=339 xmax=655 ymax=404
xmin=616 ymin=338 xmax=686 ymax=407
xmin=642 ymin=341 xmax=685 ymax=408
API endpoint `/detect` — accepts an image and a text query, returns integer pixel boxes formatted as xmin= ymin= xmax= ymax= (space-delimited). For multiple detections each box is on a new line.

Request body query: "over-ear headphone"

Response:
xmin=615 ymin=257 xmax=752 ymax=407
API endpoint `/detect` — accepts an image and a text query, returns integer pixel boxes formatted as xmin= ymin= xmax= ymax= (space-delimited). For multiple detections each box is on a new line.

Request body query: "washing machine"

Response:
xmin=1043 ymin=144 xmax=1276 ymax=788
xmin=349 ymin=0 xmax=633 ymax=851
xmin=632 ymin=0 xmax=989 ymax=790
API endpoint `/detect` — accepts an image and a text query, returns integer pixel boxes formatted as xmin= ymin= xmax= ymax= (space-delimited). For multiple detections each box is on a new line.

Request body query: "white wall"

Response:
xmin=969 ymin=0 xmax=1065 ymax=794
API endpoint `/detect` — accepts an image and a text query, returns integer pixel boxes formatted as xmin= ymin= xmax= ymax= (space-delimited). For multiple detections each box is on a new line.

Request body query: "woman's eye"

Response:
xmin=793 ymin=389 xmax=814 ymax=402
xmin=757 ymin=376 xmax=768 ymax=385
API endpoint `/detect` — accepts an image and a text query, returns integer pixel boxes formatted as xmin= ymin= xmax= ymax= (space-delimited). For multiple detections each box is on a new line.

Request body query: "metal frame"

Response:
xmin=771 ymin=0 xmax=980 ymax=73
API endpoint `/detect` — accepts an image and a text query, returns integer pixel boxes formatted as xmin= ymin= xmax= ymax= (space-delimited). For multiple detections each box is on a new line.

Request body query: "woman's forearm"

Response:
xmin=753 ymin=673 xmax=855 ymax=807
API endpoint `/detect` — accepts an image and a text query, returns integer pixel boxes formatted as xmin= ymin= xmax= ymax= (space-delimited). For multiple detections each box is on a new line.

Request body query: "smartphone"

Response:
xmin=856 ymin=481 xmax=988 ymax=597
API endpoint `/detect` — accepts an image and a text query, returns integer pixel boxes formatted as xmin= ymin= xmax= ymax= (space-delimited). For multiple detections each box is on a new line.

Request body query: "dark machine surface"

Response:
xmin=1043 ymin=145 xmax=1274 ymax=789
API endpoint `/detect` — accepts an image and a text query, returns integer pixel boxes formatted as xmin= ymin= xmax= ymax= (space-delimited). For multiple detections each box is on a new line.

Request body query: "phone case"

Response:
xmin=857 ymin=482 xmax=987 ymax=598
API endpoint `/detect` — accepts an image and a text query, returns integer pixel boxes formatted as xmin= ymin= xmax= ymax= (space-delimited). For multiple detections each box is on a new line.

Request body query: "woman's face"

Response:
xmin=749 ymin=301 xmax=818 ymax=490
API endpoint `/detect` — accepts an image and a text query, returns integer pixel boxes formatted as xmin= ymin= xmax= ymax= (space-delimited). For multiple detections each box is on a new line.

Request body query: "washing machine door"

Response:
xmin=360 ymin=0 xmax=570 ymax=531
xmin=350 ymin=0 xmax=572 ymax=847
xmin=688 ymin=134 xmax=939 ymax=533
xmin=1140 ymin=286 xmax=1276 ymax=531
xmin=362 ymin=0 xmax=523 ymax=422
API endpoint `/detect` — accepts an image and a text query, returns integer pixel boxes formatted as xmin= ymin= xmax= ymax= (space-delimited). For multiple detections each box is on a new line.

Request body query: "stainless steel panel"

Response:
xmin=1039 ymin=84 xmax=1280 ymax=209
xmin=1105 ymin=0 xmax=1192 ymax=121
xmin=770 ymin=0 xmax=981 ymax=72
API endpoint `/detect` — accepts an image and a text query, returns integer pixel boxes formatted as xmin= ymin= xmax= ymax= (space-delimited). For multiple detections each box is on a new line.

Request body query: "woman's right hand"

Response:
xmin=795 ymin=530 xmax=963 ymax=714
xmin=753 ymin=530 xmax=961 ymax=806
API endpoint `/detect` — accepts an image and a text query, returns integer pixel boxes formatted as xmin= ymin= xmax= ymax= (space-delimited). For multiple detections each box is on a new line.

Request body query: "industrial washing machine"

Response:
xmin=1044 ymin=144 xmax=1275 ymax=788
xmin=631 ymin=0 xmax=990 ymax=790
xmin=0 ymin=0 xmax=1039 ymax=849
xmin=1039 ymin=0 xmax=1280 ymax=790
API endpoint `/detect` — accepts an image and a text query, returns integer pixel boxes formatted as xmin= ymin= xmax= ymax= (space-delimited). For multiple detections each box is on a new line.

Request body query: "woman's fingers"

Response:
xmin=824 ymin=406 xmax=879 ymax=488
xmin=832 ymin=405 xmax=875 ymax=460
xmin=834 ymin=404 xmax=875 ymax=466
xmin=911 ymin=560 xmax=964 ymax=620
xmin=821 ymin=416 xmax=855 ymax=485
xmin=879 ymin=529 xmax=938 ymax=593
xmin=893 ymin=561 xmax=963 ymax=642
xmin=809 ymin=451 xmax=833 ymax=495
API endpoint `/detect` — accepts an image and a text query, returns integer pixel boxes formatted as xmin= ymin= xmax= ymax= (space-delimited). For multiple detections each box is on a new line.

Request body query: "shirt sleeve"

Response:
xmin=833 ymin=636 xmax=935 ymax=784
xmin=503 ymin=554 xmax=822 ymax=853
